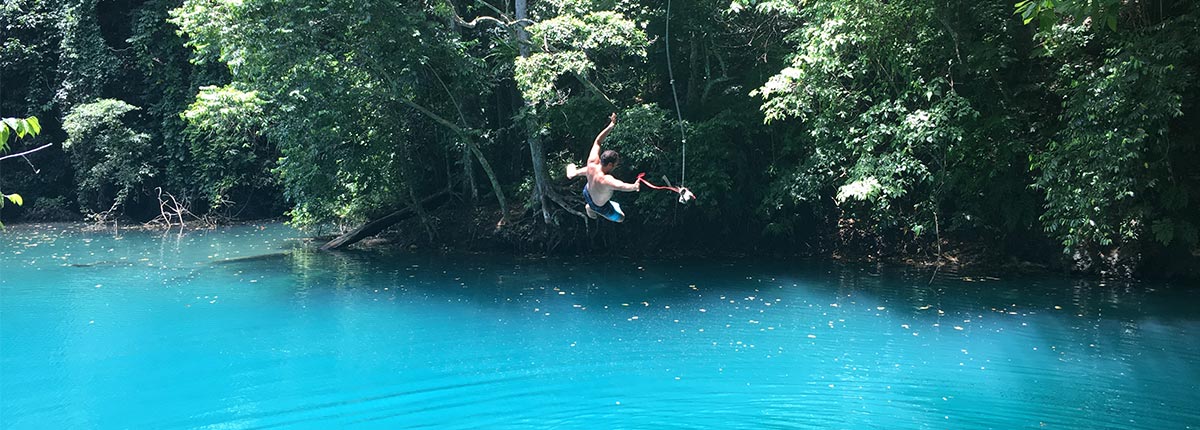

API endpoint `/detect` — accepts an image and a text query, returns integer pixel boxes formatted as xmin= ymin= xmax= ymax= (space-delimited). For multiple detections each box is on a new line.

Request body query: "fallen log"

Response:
xmin=320 ymin=189 xmax=452 ymax=250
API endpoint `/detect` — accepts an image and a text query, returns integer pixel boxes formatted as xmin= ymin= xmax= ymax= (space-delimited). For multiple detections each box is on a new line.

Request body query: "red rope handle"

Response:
xmin=636 ymin=173 xmax=681 ymax=193
xmin=636 ymin=173 xmax=697 ymax=203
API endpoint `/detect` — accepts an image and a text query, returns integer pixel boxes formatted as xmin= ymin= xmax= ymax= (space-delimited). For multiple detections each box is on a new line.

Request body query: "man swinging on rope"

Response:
xmin=565 ymin=113 xmax=640 ymax=222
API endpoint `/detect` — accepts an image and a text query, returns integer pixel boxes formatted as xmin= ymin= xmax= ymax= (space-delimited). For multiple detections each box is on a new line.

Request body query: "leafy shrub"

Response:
xmin=62 ymin=99 xmax=154 ymax=212
xmin=182 ymin=85 xmax=276 ymax=210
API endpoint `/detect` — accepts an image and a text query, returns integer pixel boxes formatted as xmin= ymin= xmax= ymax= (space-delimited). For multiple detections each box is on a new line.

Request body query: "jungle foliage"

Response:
xmin=2 ymin=0 xmax=1197 ymax=275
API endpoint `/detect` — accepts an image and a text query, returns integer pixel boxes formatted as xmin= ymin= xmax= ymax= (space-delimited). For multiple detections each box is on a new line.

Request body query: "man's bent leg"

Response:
xmin=609 ymin=201 xmax=625 ymax=223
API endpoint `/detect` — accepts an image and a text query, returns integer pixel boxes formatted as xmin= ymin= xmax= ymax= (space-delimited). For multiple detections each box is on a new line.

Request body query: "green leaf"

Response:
xmin=1178 ymin=222 xmax=1199 ymax=246
xmin=0 ymin=124 xmax=9 ymax=148
xmin=26 ymin=117 xmax=41 ymax=135
xmin=4 ymin=193 xmax=22 ymax=207
xmin=1151 ymin=219 xmax=1173 ymax=245
xmin=1038 ymin=12 xmax=1055 ymax=31
xmin=1105 ymin=14 xmax=1117 ymax=31
xmin=2 ymin=118 xmax=19 ymax=131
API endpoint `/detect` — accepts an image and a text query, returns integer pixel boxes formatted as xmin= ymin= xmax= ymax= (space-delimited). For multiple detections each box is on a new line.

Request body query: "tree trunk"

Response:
xmin=526 ymin=119 xmax=551 ymax=223
xmin=320 ymin=188 xmax=452 ymax=250
xmin=515 ymin=0 xmax=551 ymax=223
xmin=514 ymin=0 xmax=531 ymax=58
xmin=466 ymin=139 xmax=507 ymax=218
xmin=463 ymin=143 xmax=477 ymax=205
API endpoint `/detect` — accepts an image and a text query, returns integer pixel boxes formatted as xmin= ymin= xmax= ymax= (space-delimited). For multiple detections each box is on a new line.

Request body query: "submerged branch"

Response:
xmin=321 ymin=188 xmax=453 ymax=250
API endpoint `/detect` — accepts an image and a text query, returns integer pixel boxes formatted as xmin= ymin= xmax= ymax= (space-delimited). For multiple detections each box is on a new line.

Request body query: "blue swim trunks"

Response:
xmin=583 ymin=185 xmax=625 ymax=222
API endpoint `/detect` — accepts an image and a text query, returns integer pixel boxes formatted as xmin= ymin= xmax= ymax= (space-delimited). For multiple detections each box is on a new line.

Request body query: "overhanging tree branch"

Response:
xmin=443 ymin=0 xmax=533 ymax=29
xmin=0 ymin=143 xmax=53 ymax=161
xmin=571 ymin=71 xmax=618 ymax=110
xmin=360 ymin=55 xmax=509 ymax=221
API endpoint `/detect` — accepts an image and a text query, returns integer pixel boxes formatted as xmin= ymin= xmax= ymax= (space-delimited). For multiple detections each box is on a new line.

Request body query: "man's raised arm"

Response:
xmin=589 ymin=113 xmax=617 ymax=164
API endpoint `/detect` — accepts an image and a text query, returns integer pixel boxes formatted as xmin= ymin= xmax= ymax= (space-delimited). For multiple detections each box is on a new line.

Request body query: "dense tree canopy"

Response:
xmin=2 ymin=0 xmax=1197 ymax=276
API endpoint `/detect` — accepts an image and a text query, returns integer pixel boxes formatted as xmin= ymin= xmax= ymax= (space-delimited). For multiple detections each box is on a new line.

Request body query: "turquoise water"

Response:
xmin=1 ymin=224 xmax=1198 ymax=429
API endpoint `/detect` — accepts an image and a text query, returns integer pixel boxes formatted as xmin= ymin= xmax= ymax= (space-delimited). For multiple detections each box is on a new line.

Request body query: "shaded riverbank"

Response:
xmin=9 ymin=212 xmax=1199 ymax=282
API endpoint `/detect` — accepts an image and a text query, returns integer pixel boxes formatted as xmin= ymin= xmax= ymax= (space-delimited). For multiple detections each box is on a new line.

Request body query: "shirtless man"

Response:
xmin=565 ymin=113 xmax=640 ymax=222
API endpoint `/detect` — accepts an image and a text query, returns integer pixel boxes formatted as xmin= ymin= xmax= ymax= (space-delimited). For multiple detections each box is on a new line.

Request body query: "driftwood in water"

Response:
xmin=320 ymin=189 xmax=452 ymax=250
xmin=212 ymin=252 xmax=291 ymax=265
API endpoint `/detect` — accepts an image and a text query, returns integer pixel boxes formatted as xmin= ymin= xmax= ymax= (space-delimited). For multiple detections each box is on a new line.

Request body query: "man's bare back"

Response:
xmin=566 ymin=113 xmax=639 ymax=222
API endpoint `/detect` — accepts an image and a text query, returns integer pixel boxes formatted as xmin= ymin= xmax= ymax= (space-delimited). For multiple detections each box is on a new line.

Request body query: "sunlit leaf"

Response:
xmin=26 ymin=117 xmax=41 ymax=135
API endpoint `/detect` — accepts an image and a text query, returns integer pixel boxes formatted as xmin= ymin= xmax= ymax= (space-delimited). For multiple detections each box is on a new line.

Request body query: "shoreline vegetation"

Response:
xmin=8 ymin=211 xmax=1194 ymax=281
xmin=3 ymin=0 xmax=1199 ymax=280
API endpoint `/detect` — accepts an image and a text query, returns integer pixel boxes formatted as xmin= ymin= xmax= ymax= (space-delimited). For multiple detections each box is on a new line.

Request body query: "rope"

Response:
xmin=637 ymin=173 xmax=696 ymax=203
xmin=665 ymin=0 xmax=686 ymax=187
xmin=637 ymin=174 xmax=681 ymax=193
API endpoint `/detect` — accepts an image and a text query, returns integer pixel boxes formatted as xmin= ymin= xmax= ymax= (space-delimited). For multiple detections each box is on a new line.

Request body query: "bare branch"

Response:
xmin=444 ymin=0 xmax=533 ymax=29
xmin=571 ymin=71 xmax=618 ymax=110
xmin=359 ymin=53 xmax=510 ymax=223
xmin=0 ymin=143 xmax=53 ymax=161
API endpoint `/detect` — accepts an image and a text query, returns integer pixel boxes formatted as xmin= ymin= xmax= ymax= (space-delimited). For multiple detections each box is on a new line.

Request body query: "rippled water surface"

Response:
xmin=2 ymin=223 xmax=1198 ymax=429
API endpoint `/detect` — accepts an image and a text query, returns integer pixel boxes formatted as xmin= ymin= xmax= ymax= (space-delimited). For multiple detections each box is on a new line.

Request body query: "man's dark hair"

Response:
xmin=600 ymin=149 xmax=620 ymax=167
